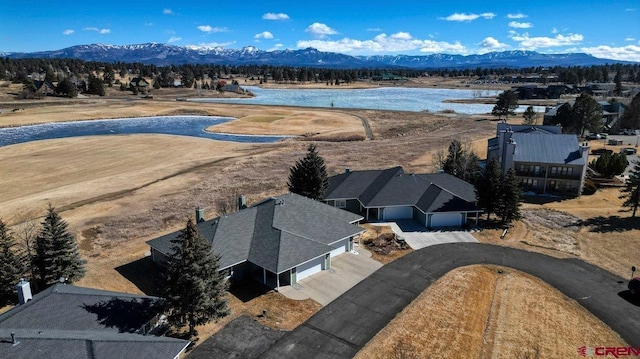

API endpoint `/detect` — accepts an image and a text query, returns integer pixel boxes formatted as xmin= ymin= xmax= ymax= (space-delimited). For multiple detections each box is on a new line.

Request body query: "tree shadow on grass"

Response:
xmin=83 ymin=297 xmax=162 ymax=333
xmin=575 ymin=215 xmax=640 ymax=233
xmin=115 ymin=256 xmax=165 ymax=297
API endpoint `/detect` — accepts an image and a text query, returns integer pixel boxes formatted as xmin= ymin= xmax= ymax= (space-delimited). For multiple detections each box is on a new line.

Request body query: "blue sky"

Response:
xmin=1 ymin=0 xmax=639 ymax=61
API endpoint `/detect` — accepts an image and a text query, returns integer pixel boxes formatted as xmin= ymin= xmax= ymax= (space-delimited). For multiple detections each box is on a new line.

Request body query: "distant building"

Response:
xmin=543 ymin=100 xmax=627 ymax=132
xmin=33 ymin=80 xmax=56 ymax=96
xmin=129 ymin=77 xmax=149 ymax=93
xmin=487 ymin=123 xmax=589 ymax=196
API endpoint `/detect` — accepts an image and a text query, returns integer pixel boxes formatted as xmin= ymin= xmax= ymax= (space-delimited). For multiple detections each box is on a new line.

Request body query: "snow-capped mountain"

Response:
xmin=2 ymin=43 xmax=632 ymax=68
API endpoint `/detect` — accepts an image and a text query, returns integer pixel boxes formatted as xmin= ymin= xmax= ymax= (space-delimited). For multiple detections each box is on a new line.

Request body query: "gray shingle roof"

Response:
xmin=325 ymin=167 xmax=480 ymax=213
xmin=147 ymin=193 xmax=364 ymax=274
xmin=511 ymin=133 xmax=585 ymax=165
xmin=0 ymin=284 xmax=189 ymax=359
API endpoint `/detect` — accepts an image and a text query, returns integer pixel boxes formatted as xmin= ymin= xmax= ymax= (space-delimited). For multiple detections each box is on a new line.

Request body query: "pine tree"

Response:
xmin=522 ymin=105 xmax=538 ymax=125
xmin=492 ymin=90 xmax=519 ymax=120
xmin=32 ymin=204 xmax=86 ymax=290
xmin=620 ymin=161 xmax=640 ymax=217
xmin=496 ymin=169 xmax=523 ymax=225
xmin=287 ymin=144 xmax=329 ymax=200
xmin=165 ymin=218 xmax=229 ymax=338
xmin=0 ymin=219 xmax=25 ymax=306
xmin=475 ymin=159 xmax=503 ymax=221
xmin=572 ymin=92 xmax=603 ymax=137
xmin=439 ymin=140 xmax=480 ymax=183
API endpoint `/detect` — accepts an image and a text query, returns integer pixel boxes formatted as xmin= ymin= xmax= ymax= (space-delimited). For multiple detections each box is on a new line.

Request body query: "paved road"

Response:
xmin=262 ymin=243 xmax=640 ymax=359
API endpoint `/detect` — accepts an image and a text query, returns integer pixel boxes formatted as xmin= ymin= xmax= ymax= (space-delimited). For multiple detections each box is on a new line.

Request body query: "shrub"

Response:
xmin=582 ymin=179 xmax=597 ymax=195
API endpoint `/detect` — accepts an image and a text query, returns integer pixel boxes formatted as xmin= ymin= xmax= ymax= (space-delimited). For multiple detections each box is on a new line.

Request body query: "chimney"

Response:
xmin=238 ymin=195 xmax=247 ymax=210
xmin=344 ymin=167 xmax=350 ymax=173
xmin=195 ymin=207 xmax=205 ymax=223
xmin=15 ymin=279 xmax=32 ymax=305
xmin=11 ymin=332 xmax=19 ymax=346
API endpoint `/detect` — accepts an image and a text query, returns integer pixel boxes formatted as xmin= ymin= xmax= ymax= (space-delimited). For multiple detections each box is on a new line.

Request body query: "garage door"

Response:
xmin=431 ymin=213 xmax=462 ymax=227
xmin=384 ymin=206 xmax=413 ymax=220
xmin=329 ymin=239 xmax=349 ymax=258
xmin=296 ymin=256 xmax=324 ymax=281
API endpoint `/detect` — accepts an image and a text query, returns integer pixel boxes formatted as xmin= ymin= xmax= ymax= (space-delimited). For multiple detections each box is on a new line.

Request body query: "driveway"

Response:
xmin=279 ymin=247 xmax=382 ymax=306
xmin=374 ymin=220 xmax=478 ymax=250
xmin=262 ymin=243 xmax=640 ymax=359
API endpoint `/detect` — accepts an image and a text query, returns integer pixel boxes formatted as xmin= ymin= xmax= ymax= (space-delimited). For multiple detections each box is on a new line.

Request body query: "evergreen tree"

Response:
xmin=165 ymin=218 xmax=229 ymax=338
xmin=496 ymin=168 xmax=522 ymax=225
xmin=614 ymin=72 xmax=623 ymax=96
xmin=55 ymin=78 xmax=77 ymax=98
xmin=287 ymin=144 xmax=329 ymax=200
xmin=620 ymin=161 xmax=640 ymax=217
xmin=87 ymin=74 xmax=105 ymax=96
xmin=492 ymin=90 xmax=519 ymax=120
xmin=475 ymin=159 xmax=502 ymax=221
xmin=620 ymin=92 xmax=640 ymax=130
xmin=32 ymin=204 xmax=86 ymax=290
xmin=589 ymin=152 xmax=628 ymax=178
xmin=0 ymin=219 xmax=25 ymax=306
xmin=572 ymin=92 xmax=603 ymax=136
xmin=522 ymin=105 xmax=538 ymax=125
xmin=439 ymin=140 xmax=480 ymax=183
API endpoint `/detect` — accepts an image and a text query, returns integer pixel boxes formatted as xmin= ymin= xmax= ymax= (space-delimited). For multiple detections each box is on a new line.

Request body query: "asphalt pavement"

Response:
xmin=261 ymin=243 xmax=640 ymax=359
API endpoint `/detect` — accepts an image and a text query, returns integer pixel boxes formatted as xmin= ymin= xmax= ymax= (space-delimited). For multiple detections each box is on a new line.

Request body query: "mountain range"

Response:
xmin=2 ymin=43 xmax=634 ymax=68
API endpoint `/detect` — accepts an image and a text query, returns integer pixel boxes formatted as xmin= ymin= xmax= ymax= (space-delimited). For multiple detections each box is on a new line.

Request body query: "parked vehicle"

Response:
xmin=620 ymin=148 xmax=638 ymax=155
xmin=586 ymin=134 xmax=601 ymax=140
xmin=622 ymin=129 xmax=638 ymax=136
xmin=629 ymin=277 xmax=640 ymax=296
xmin=591 ymin=148 xmax=613 ymax=155
xmin=598 ymin=133 xmax=608 ymax=139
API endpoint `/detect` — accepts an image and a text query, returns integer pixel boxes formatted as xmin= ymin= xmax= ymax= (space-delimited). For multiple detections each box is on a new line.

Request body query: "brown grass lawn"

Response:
xmin=360 ymin=224 xmax=413 ymax=264
xmin=355 ymin=265 xmax=627 ymax=359
xmin=474 ymin=188 xmax=640 ymax=279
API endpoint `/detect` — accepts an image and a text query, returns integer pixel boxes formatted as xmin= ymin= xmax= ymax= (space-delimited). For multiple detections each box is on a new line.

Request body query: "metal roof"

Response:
xmin=511 ymin=133 xmax=585 ymax=165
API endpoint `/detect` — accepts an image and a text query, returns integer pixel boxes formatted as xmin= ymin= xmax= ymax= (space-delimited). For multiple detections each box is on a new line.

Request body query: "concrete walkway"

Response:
xmin=372 ymin=220 xmax=478 ymax=249
xmin=262 ymin=243 xmax=640 ymax=359
xmin=279 ymin=247 xmax=382 ymax=305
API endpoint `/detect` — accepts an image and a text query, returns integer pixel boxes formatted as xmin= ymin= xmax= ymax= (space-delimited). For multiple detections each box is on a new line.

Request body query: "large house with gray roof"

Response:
xmin=147 ymin=193 xmax=364 ymax=290
xmin=323 ymin=167 xmax=482 ymax=228
xmin=487 ymin=123 xmax=590 ymax=196
xmin=0 ymin=283 xmax=189 ymax=359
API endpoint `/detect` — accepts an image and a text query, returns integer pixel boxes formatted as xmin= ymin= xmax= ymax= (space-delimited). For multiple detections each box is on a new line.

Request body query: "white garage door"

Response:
xmin=329 ymin=239 xmax=349 ymax=258
xmin=384 ymin=206 xmax=413 ymax=220
xmin=431 ymin=213 xmax=462 ymax=227
xmin=296 ymin=256 xmax=324 ymax=281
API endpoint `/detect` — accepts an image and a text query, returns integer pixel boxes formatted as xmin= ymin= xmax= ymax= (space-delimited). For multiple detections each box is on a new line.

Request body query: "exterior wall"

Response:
xmin=150 ymin=248 xmax=169 ymax=267
xmin=413 ymin=207 xmax=427 ymax=226
xmin=515 ymin=161 xmax=584 ymax=196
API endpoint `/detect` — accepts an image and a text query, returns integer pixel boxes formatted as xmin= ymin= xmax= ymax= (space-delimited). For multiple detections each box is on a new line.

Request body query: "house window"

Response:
xmin=336 ymin=200 xmax=347 ymax=208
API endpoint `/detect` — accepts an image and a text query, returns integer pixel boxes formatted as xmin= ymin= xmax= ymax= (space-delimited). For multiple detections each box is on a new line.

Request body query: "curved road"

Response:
xmin=262 ymin=243 xmax=640 ymax=358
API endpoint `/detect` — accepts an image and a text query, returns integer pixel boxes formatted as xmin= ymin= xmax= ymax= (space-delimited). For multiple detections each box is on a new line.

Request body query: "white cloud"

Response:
xmin=84 ymin=27 xmax=110 ymax=34
xmin=509 ymin=21 xmax=533 ymax=29
xmin=625 ymin=37 xmax=635 ymax=42
xmin=262 ymin=12 xmax=289 ymax=20
xmin=268 ymin=44 xmax=284 ymax=51
xmin=62 ymin=29 xmax=74 ymax=35
xmin=441 ymin=12 xmax=495 ymax=22
xmin=168 ymin=36 xmax=181 ymax=43
xmin=478 ymin=37 xmax=510 ymax=53
xmin=197 ymin=25 xmax=228 ymax=33
xmin=509 ymin=31 xmax=583 ymax=49
xmin=552 ymin=27 xmax=558 ymax=34
xmin=507 ymin=13 xmax=527 ymax=19
xmin=255 ymin=31 xmax=274 ymax=39
xmin=163 ymin=8 xmax=173 ymax=15
xmin=306 ymin=22 xmax=338 ymax=38
xmin=366 ymin=27 xmax=382 ymax=32
xmin=581 ymin=45 xmax=640 ymax=62
xmin=296 ymin=32 xmax=467 ymax=55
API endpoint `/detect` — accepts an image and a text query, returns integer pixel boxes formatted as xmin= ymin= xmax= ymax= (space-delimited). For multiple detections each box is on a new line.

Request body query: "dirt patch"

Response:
xmin=355 ymin=265 xmax=627 ymax=359
xmin=360 ymin=224 xmax=413 ymax=264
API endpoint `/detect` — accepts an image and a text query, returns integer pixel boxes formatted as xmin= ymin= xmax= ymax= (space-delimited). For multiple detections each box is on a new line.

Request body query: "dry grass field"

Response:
xmin=355 ymin=265 xmax=627 ymax=359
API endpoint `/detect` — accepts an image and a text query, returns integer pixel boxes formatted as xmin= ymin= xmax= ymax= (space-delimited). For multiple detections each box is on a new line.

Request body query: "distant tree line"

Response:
xmin=1 ymin=57 xmax=639 ymax=94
